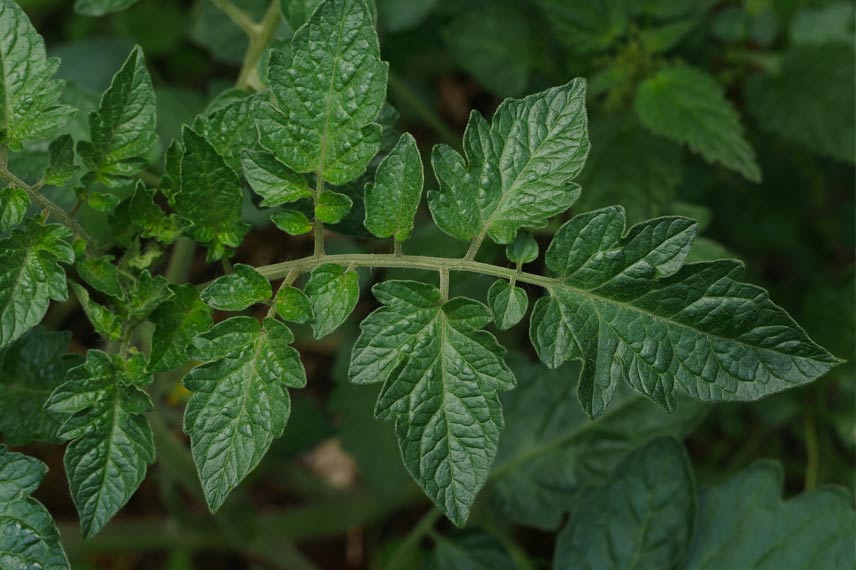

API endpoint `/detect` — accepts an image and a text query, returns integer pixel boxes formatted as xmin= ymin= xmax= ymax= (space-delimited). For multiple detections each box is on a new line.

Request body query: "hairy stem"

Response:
xmin=236 ymin=0 xmax=282 ymax=90
xmin=314 ymin=174 xmax=325 ymax=257
xmin=254 ymin=253 xmax=557 ymax=288
xmin=0 ymin=165 xmax=90 ymax=242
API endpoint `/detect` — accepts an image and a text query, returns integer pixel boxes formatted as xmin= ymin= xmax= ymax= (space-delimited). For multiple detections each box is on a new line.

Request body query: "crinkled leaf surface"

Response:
xmin=364 ymin=132 xmax=423 ymax=241
xmin=0 ymin=186 xmax=28 ymax=232
xmin=429 ymin=79 xmax=589 ymax=244
xmin=45 ymin=350 xmax=155 ymax=538
xmin=635 ymin=65 xmax=760 ymax=182
xmin=183 ymin=317 xmax=306 ymax=512
xmin=45 ymin=135 xmax=78 ymax=186
xmin=0 ymin=327 xmax=71 ymax=445
xmin=175 ymin=126 xmax=248 ymax=260
xmin=271 ymin=209 xmax=313 ymax=235
xmin=0 ymin=0 xmax=74 ymax=150
xmin=530 ymin=206 xmax=840 ymax=417
xmin=275 ymin=285 xmax=313 ymax=323
xmin=490 ymin=355 xmax=706 ymax=530
xmin=685 ymin=461 xmax=855 ymax=569
xmin=241 ymin=149 xmax=312 ymax=207
xmin=505 ymin=231 xmax=538 ymax=265
xmin=149 ymin=284 xmax=213 ymax=373
xmin=349 ymin=281 xmax=515 ymax=525
xmin=200 ymin=264 xmax=272 ymax=311
xmin=0 ymin=220 xmax=73 ymax=349
xmin=554 ymin=437 xmax=696 ymax=569
xmin=487 ymin=280 xmax=528 ymax=331
xmin=193 ymin=93 xmax=262 ymax=172
xmin=305 ymin=264 xmax=360 ymax=339
xmin=77 ymin=255 xmax=124 ymax=299
xmin=258 ymin=0 xmax=388 ymax=185
xmin=745 ymin=43 xmax=855 ymax=164
xmin=78 ymin=46 xmax=157 ymax=187
xmin=0 ymin=446 xmax=69 ymax=570
xmin=71 ymin=281 xmax=122 ymax=340
xmin=315 ymin=190 xmax=353 ymax=224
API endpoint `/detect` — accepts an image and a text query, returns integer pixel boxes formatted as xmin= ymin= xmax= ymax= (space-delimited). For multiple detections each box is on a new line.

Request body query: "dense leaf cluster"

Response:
xmin=0 ymin=0 xmax=851 ymax=566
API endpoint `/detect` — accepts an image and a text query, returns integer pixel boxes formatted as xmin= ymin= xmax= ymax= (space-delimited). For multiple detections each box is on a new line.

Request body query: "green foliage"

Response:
xmin=183 ymin=317 xmax=305 ymax=512
xmin=0 ymin=0 xmax=849 ymax=564
xmin=46 ymin=350 xmax=155 ymax=538
xmin=635 ymin=65 xmax=760 ymax=181
xmin=0 ymin=446 xmax=69 ymax=570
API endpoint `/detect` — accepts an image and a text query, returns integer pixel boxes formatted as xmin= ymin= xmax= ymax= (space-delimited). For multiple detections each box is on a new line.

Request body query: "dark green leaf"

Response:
xmin=275 ymin=285 xmax=313 ymax=323
xmin=77 ymin=255 xmax=124 ymax=299
xmin=45 ymin=134 xmax=78 ymax=186
xmin=364 ymin=132 xmax=423 ymax=241
xmin=149 ymin=284 xmax=213 ymax=373
xmin=271 ymin=209 xmax=314 ymax=235
xmin=487 ymin=280 xmax=528 ymax=331
xmin=241 ymin=149 xmax=313 ymax=207
xmin=71 ymin=282 xmax=123 ymax=340
xmin=315 ymin=190 xmax=353 ymax=224
xmin=0 ymin=186 xmax=28 ymax=232
xmin=200 ymin=264 xmax=272 ymax=311
xmin=75 ymin=0 xmax=140 ymax=16
xmin=427 ymin=529 xmax=516 ymax=570
xmin=504 ymin=231 xmax=538 ymax=265
xmin=305 ymin=263 xmax=359 ymax=338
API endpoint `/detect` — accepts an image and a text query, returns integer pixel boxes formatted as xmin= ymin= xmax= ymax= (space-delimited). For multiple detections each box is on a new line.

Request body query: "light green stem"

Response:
xmin=236 ymin=0 xmax=282 ymax=90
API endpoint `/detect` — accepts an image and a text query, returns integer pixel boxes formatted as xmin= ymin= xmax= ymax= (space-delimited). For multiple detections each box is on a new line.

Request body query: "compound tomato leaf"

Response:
xmin=554 ymin=437 xmax=696 ymax=569
xmin=45 ymin=350 xmax=155 ymax=538
xmin=305 ymin=264 xmax=360 ymax=339
xmin=149 ymin=284 xmax=213 ymax=373
xmin=0 ymin=186 xmax=29 ymax=232
xmin=258 ymin=0 xmax=389 ymax=185
xmin=349 ymin=281 xmax=515 ymax=526
xmin=241 ymin=149 xmax=313 ymax=207
xmin=635 ymin=65 xmax=760 ymax=182
xmin=0 ymin=327 xmax=72 ymax=446
xmin=487 ymin=280 xmax=528 ymax=330
xmin=0 ymin=220 xmax=73 ymax=349
xmin=175 ymin=126 xmax=249 ymax=261
xmin=530 ymin=206 xmax=841 ymax=417
xmin=364 ymin=132 xmax=424 ymax=242
xmin=0 ymin=446 xmax=70 ymax=570
xmin=78 ymin=46 xmax=157 ymax=188
xmin=685 ymin=461 xmax=856 ymax=569
xmin=0 ymin=0 xmax=74 ymax=150
xmin=183 ymin=317 xmax=306 ymax=512
xmin=200 ymin=264 xmax=272 ymax=311
xmin=429 ymin=78 xmax=588 ymax=244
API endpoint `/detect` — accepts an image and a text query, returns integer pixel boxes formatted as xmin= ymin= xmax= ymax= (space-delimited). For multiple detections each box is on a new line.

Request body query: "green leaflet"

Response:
xmin=271 ymin=210 xmax=313 ymax=235
xmin=533 ymin=0 xmax=628 ymax=53
xmin=0 ymin=327 xmax=71 ymax=445
xmin=71 ymin=282 xmax=123 ymax=340
xmin=429 ymin=79 xmax=589 ymax=244
xmin=45 ymin=350 xmax=155 ymax=538
xmin=364 ymin=132 xmax=424 ymax=242
xmin=635 ymin=65 xmax=760 ymax=182
xmin=149 ymin=284 xmax=213 ymax=372
xmin=183 ymin=317 xmax=306 ymax=512
xmin=305 ymin=264 xmax=360 ymax=338
xmin=75 ymin=0 xmax=140 ymax=16
xmin=193 ymin=94 xmax=262 ymax=172
xmin=275 ymin=285 xmax=313 ymax=323
xmin=427 ymin=529 xmax=516 ymax=570
xmin=78 ymin=46 xmax=157 ymax=187
xmin=200 ymin=264 xmax=272 ymax=311
xmin=240 ymin=149 xmax=313 ymax=207
xmin=175 ymin=126 xmax=249 ymax=261
xmin=684 ymin=461 xmax=856 ymax=569
xmin=77 ymin=255 xmax=125 ymax=299
xmin=0 ymin=446 xmax=70 ymax=570
xmin=487 ymin=280 xmax=528 ymax=330
xmin=117 ymin=270 xmax=173 ymax=320
xmin=315 ymin=191 xmax=353 ymax=224
xmin=442 ymin=6 xmax=532 ymax=97
xmin=490 ymin=355 xmax=706 ymax=530
xmin=745 ymin=43 xmax=855 ymax=164
xmin=554 ymin=437 xmax=696 ymax=569
xmin=505 ymin=231 xmax=538 ymax=265
xmin=0 ymin=220 xmax=73 ymax=349
xmin=258 ymin=0 xmax=389 ymax=185
xmin=529 ymin=206 xmax=841 ymax=417
xmin=0 ymin=0 xmax=74 ymax=151
xmin=127 ymin=183 xmax=182 ymax=243
xmin=575 ymin=114 xmax=684 ymax=223
xmin=0 ymin=186 xmax=28 ymax=232
xmin=349 ymin=281 xmax=516 ymax=526
xmin=45 ymin=135 xmax=78 ymax=186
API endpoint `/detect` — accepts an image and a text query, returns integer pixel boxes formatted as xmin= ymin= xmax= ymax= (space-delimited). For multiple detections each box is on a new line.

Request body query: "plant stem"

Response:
xmin=165 ymin=238 xmax=197 ymax=284
xmin=254 ymin=253 xmax=557 ymax=289
xmin=384 ymin=508 xmax=442 ymax=570
xmin=212 ymin=0 xmax=257 ymax=35
xmin=439 ymin=268 xmax=449 ymax=301
xmin=314 ymin=174 xmax=325 ymax=256
xmin=236 ymin=0 xmax=282 ymax=91
xmin=0 ymin=165 xmax=90 ymax=242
